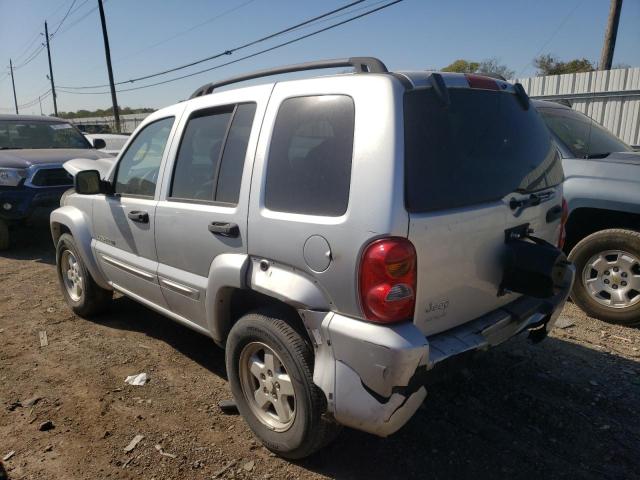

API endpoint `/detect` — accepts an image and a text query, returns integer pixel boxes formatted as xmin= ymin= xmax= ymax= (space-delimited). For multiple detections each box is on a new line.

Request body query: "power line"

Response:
xmin=12 ymin=31 xmax=42 ymax=64
xmin=17 ymin=89 xmax=53 ymax=110
xmin=0 ymin=87 xmax=52 ymax=111
xmin=56 ymin=0 xmax=101 ymax=37
xmin=12 ymin=0 xmax=83 ymax=71
xmin=113 ymin=0 xmax=258 ymax=66
xmin=516 ymin=0 xmax=584 ymax=77
xmin=12 ymin=45 xmax=46 ymax=70
xmin=59 ymin=0 xmax=367 ymax=89
xmin=49 ymin=0 xmax=78 ymax=37
xmin=57 ymin=0 xmax=404 ymax=96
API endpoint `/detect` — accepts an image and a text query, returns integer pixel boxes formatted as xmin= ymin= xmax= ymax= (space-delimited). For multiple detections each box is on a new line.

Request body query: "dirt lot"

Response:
xmin=1 ymin=223 xmax=639 ymax=480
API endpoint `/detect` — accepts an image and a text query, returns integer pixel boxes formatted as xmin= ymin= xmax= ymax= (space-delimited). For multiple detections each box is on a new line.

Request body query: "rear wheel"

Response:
xmin=569 ymin=229 xmax=640 ymax=326
xmin=56 ymin=233 xmax=112 ymax=317
xmin=225 ymin=310 xmax=340 ymax=459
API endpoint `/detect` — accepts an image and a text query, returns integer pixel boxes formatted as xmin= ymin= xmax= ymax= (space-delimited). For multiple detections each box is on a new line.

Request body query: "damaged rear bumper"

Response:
xmin=301 ymin=263 xmax=575 ymax=437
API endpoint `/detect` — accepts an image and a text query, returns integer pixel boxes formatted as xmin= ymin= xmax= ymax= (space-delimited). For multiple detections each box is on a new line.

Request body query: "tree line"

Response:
xmin=57 ymin=106 xmax=155 ymax=119
xmin=441 ymin=55 xmax=631 ymax=79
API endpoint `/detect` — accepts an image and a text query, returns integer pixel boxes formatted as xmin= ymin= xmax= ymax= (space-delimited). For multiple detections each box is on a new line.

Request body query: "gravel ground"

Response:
xmin=1 ymin=223 xmax=639 ymax=480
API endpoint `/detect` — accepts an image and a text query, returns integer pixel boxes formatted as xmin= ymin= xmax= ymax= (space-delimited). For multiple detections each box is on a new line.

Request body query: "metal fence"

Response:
xmin=515 ymin=67 xmax=640 ymax=147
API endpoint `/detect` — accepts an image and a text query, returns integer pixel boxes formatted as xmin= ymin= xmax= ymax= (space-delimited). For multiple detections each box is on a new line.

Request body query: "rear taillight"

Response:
xmin=359 ymin=237 xmax=417 ymax=323
xmin=558 ymin=198 xmax=569 ymax=248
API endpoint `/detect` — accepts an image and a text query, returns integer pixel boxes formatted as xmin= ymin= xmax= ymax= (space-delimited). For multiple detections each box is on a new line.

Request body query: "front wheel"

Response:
xmin=56 ymin=233 xmax=112 ymax=317
xmin=569 ymin=229 xmax=640 ymax=326
xmin=225 ymin=311 xmax=341 ymax=459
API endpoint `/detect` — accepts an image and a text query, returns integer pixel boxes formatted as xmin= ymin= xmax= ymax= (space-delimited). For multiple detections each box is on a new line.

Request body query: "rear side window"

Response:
xmin=265 ymin=95 xmax=354 ymax=216
xmin=404 ymin=89 xmax=563 ymax=213
xmin=170 ymin=103 xmax=256 ymax=204
xmin=538 ymin=107 xmax=631 ymax=158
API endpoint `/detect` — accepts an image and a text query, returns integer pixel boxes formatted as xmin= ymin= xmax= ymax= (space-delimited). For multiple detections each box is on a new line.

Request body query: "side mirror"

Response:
xmin=92 ymin=138 xmax=107 ymax=150
xmin=75 ymin=170 xmax=107 ymax=195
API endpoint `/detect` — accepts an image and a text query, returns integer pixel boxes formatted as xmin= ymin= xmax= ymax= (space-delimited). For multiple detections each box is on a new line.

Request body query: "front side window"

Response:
xmin=170 ymin=103 xmax=256 ymax=204
xmin=538 ymin=107 xmax=631 ymax=159
xmin=115 ymin=117 xmax=174 ymax=197
xmin=264 ymin=95 xmax=355 ymax=216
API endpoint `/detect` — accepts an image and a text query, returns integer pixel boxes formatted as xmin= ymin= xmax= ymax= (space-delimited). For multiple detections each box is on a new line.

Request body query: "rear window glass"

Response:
xmin=264 ymin=95 xmax=354 ymax=216
xmin=404 ymin=88 xmax=563 ymax=213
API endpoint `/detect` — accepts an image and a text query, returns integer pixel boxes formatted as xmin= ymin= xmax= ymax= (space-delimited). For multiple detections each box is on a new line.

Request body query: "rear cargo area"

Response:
xmin=403 ymin=80 xmax=564 ymax=335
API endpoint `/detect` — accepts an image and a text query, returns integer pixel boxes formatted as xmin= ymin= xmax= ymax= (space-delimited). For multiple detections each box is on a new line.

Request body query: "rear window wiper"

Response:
xmin=584 ymin=152 xmax=611 ymax=159
xmin=510 ymin=191 xmax=554 ymax=217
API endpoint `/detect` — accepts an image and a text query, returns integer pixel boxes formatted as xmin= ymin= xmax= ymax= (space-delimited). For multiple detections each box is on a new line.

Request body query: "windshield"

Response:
xmin=538 ymin=107 xmax=631 ymax=158
xmin=0 ymin=120 xmax=92 ymax=150
xmin=404 ymin=88 xmax=563 ymax=213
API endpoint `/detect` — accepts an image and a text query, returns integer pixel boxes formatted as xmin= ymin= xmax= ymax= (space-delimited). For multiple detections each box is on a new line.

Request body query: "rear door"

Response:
xmin=404 ymin=80 xmax=565 ymax=336
xmin=154 ymin=85 xmax=270 ymax=329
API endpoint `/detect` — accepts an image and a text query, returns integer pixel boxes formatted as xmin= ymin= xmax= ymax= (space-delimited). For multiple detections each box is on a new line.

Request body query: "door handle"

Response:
xmin=208 ymin=222 xmax=239 ymax=238
xmin=127 ymin=210 xmax=149 ymax=223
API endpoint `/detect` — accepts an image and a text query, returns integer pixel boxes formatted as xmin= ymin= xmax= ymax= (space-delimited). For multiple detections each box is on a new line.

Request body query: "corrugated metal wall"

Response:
xmin=516 ymin=67 xmax=640 ymax=147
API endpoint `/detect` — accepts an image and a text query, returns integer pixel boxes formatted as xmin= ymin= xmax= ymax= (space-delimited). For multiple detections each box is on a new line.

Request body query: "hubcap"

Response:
xmin=239 ymin=342 xmax=296 ymax=432
xmin=582 ymin=249 xmax=640 ymax=309
xmin=61 ymin=250 xmax=84 ymax=302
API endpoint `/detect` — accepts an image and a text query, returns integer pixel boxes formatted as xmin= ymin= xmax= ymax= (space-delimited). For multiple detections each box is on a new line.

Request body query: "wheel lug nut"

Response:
xmin=613 ymin=267 xmax=619 ymax=272
xmin=267 ymin=370 xmax=272 ymax=377
xmin=274 ymin=382 xmax=280 ymax=390
xmin=604 ymin=279 xmax=610 ymax=284
xmin=260 ymin=373 xmax=265 ymax=380
xmin=621 ymin=272 xmax=628 ymax=278
xmin=621 ymin=281 xmax=627 ymax=287
xmin=612 ymin=284 xmax=618 ymax=289
xmin=604 ymin=271 xmax=610 ymax=275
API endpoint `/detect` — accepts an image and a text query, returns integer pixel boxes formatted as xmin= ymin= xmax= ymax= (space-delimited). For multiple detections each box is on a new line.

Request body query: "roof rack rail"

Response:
xmin=189 ymin=57 xmax=388 ymax=99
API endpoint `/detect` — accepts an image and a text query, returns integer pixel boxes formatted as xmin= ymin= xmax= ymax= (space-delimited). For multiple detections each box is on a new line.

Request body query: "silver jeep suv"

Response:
xmin=51 ymin=57 xmax=574 ymax=458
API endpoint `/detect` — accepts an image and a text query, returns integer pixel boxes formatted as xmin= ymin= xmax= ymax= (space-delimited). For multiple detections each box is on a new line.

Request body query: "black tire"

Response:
xmin=56 ymin=233 xmax=112 ymax=317
xmin=568 ymin=229 xmax=640 ymax=326
xmin=225 ymin=310 xmax=341 ymax=459
xmin=0 ymin=219 xmax=9 ymax=251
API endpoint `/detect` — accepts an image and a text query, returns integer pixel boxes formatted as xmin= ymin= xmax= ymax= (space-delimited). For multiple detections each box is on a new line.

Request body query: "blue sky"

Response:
xmin=1 ymin=0 xmax=639 ymax=115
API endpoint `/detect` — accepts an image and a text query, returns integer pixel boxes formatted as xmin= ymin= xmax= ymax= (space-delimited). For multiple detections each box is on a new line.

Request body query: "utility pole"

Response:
xmin=44 ymin=21 xmax=58 ymax=116
xmin=97 ymin=0 xmax=120 ymax=133
xmin=39 ymin=96 xmax=43 ymax=115
xmin=9 ymin=59 xmax=18 ymax=114
xmin=599 ymin=0 xmax=623 ymax=70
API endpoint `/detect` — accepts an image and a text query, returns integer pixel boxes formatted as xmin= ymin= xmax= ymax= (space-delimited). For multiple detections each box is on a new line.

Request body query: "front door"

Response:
xmin=154 ymin=86 xmax=270 ymax=328
xmin=93 ymin=114 xmax=179 ymax=307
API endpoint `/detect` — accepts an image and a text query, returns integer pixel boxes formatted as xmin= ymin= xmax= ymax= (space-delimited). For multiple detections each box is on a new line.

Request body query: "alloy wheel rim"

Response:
xmin=239 ymin=341 xmax=296 ymax=432
xmin=582 ymin=249 xmax=640 ymax=309
xmin=61 ymin=250 xmax=84 ymax=302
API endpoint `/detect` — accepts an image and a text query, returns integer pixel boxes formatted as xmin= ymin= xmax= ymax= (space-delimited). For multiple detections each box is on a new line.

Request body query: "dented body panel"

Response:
xmin=300 ymin=261 xmax=573 ymax=437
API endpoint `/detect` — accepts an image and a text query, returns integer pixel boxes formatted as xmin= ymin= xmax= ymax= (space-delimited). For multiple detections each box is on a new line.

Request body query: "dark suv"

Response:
xmin=0 ymin=114 xmax=109 ymax=249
